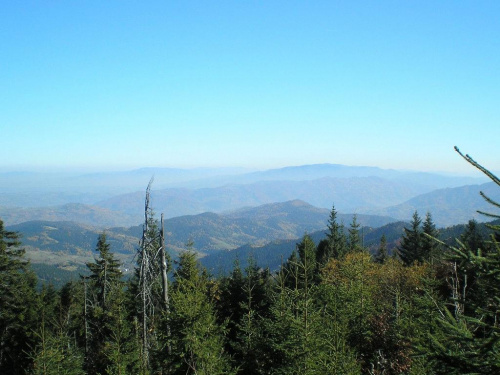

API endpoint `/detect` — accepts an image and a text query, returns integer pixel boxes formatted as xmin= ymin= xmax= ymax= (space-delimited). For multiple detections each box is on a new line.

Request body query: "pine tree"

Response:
xmin=161 ymin=251 xmax=233 ymax=374
xmin=297 ymin=234 xmax=317 ymax=289
xmin=84 ymin=233 xmax=128 ymax=374
xmin=317 ymin=205 xmax=347 ymax=265
xmin=422 ymin=212 xmax=440 ymax=263
xmin=0 ymin=219 xmax=38 ymax=374
xmin=398 ymin=211 xmax=423 ymax=265
xmin=86 ymin=233 xmax=123 ymax=309
xmin=460 ymin=219 xmax=487 ymax=254
xmin=375 ymin=234 xmax=388 ymax=264
xmin=424 ymin=148 xmax=500 ymax=374
xmin=231 ymin=257 xmax=272 ymax=375
xmin=348 ymin=214 xmax=362 ymax=253
xmin=29 ymin=321 xmax=84 ymax=375
xmin=261 ymin=234 xmax=362 ymax=374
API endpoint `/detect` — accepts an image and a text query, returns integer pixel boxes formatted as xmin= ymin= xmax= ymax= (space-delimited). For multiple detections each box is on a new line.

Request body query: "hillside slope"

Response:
xmin=7 ymin=200 xmax=396 ymax=271
xmin=364 ymin=182 xmax=500 ymax=226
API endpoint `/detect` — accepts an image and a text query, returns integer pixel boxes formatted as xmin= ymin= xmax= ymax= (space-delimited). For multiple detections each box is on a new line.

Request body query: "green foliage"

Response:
xmin=398 ymin=211 xmax=423 ymax=265
xmin=160 ymin=251 xmax=233 ymax=375
xmin=317 ymin=205 xmax=347 ymax=265
xmin=420 ymin=148 xmax=500 ymax=374
xmin=266 ymin=242 xmax=361 ymax=374
xmin=29 ymin=322 xmax=84 ymax=375
xmin=398 ymin=211 xmax=439 ymax=265
xmin=348 ymin=214 xmax=362 ymax=252
xmin=422 ymin=212 xmax=441 ymax=263
xmin=215 ymin=256 xmax=272 ymax=374
xmin=0 ymin=219 xmax=39 ymax=374
xmin=375 ymin=234 xmax=388 ymax=264
xmin=84 ymin=233 xmax=136 ymax=374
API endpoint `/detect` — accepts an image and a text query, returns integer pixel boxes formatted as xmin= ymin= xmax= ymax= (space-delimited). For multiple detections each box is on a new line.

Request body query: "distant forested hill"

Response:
xmin=201 ymin=219 xmax=500 ymax=274
xmin=366 ymin=182 xmax=499 ymax=226
xmin=0 ymin=203 xmax=136 ymax=227
xmin=6 ymin=200 xmax=396 ymax=282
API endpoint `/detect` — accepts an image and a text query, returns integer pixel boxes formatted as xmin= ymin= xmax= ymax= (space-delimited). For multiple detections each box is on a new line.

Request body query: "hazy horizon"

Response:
xmin=0 ymin=160 xmax=493 ymax=178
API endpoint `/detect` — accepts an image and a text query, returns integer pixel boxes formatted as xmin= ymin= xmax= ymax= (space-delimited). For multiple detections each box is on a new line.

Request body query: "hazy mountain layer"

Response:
xmin=364 ymin=182 xmax=500 ymax=226
xmin=95 ymin=176 xmax=435 ymax=223
xmin=0 ymin=203 xmax=135 ymax=227
xmin=0 ymin=163 xmax=484 ymax=208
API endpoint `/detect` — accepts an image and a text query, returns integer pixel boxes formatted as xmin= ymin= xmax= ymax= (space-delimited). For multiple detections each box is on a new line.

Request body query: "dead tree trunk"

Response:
xmin=137 ymin=178 xmax=172 ymax=370
xmin=138 ymin=178 xmax=154 ymax=371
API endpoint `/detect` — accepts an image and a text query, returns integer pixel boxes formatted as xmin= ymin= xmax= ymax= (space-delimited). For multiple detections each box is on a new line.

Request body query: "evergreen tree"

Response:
xmin=86 ymin=233 xmax=123 ymax=309
xmin=317 ymin=204 xmax=347 ymax=265
xmin=348 ymin=214 xmax=362 ymax=253
xmin=297 ymin=234 xmax=317 ymax=289
xmin=460 ymin=219 xmax=487 ymax=254
xmin=28 ymin=283 xmax=85 ymax=375
xmin=398 ymin=211 xmax=423 ymax=265
xmin=375 ymin=234 xmax=388 ymax=264
xmin=0 ymin=219 xmax=38 ymax=374
xmin=422 ymin=212 xmax=440 ymax=263
xmin=161 ymin=251 xmax=233 ymax=374
xmin=263 ymin=234 xmax=361 ymax=374
xmin=216 ymin=259 xmax=245 ymax=353
xmin=84 ymin=233 xmax=130 ymax=374
xmin=29 ymin=322 xmax=84 ymax=375
xmin=424 ymin=148 xmax=500 ymax=374
xmin=232 ymin=258 xmax=272 ymax=375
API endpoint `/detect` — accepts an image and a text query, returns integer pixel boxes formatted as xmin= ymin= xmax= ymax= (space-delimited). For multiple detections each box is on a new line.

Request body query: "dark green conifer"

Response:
xmin=0 ymin=219 xmax=38 ymax=374
xmin=348 ymin=214 xmax=362 ymax=252
xmin=84 ymin=233 xmax=129 ymax=374
xmin=162 ymin=251 xmax=233 ymax=374
xmin=317 ymin=205 xmax=347 ymax=265
xmin=425 ymin=148 xmax=500 ymax=374
xmin=460 ymin=219 xmax=487 ymax=254
xmin=375 ymin=234 xmax=388 ymax=264
xmin=398 ymin=211 xmax=423 ymax=265
xmin=422 ymin=212 xmax=440 ymax=263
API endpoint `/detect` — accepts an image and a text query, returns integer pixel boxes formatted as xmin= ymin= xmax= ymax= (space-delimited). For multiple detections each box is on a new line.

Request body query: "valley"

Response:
xmin=0 ymin=163 xmax=493 ymax=285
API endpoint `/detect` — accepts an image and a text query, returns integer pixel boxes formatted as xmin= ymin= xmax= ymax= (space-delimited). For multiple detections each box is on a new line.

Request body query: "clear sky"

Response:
xmin=1 ymin=1 xmax=499 ymax=174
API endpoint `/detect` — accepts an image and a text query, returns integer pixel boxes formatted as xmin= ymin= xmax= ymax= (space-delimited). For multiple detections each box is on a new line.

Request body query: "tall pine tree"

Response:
xmin=316 ymin=204 xmax=347 ymax=265
xmin=398 ymin=211 xmax=423 ymax=265
xmin=161 ymin=251 xmax=233 ymax=375
xmin=425 ymin=147 xmax=500 ymax=374
xmin=0 ymin=219 xmax=38 ymax=374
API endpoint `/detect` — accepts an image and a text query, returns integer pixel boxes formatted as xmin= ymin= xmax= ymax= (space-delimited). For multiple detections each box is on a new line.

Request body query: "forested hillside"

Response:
xmin=1 ymin=151 xmax=500 ymax=375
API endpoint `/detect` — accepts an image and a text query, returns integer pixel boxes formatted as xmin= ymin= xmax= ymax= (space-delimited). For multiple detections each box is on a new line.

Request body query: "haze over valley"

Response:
xmin=2 ymin=161 xmax=496 ymax=280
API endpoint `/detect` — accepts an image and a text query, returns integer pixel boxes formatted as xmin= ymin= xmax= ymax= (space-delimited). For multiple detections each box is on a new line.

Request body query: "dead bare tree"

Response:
xmin=137 ymin=178 xmax=171 ymax=371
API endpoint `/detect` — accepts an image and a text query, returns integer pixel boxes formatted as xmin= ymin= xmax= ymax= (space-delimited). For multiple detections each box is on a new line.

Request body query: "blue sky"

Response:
xmin=1 ymin=1 xmax=499 ymax=174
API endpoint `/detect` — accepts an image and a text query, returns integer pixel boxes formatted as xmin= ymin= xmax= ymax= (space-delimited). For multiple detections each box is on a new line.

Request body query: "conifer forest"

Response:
xmin=2 ymin=150 xmax=500 ymax=375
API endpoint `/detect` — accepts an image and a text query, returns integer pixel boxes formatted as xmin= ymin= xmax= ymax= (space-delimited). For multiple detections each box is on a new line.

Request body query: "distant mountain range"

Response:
xmin=1 ymin=178 xmax=494 ymax=229
xmin=2 ymin=162 xmax=498 ymax=285
xmin=366 ymin=182 xmax=500 ymax=226
xmin=0 ymin=163 xmax=485 ymax=208
xmin=94 ymin=176 xmax=426 ymax=223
